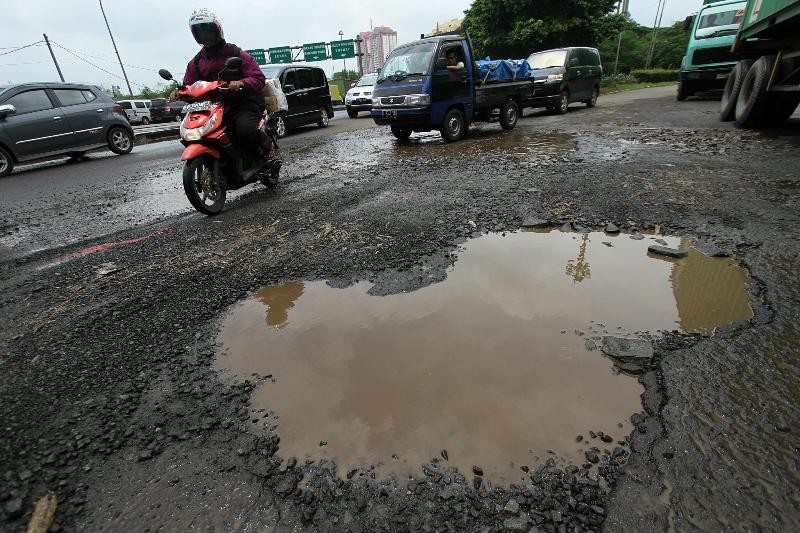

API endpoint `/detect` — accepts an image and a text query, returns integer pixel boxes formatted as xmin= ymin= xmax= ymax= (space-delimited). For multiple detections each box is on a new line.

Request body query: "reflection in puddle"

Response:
xmin=216 ymin=231 xmax=752 ymax=482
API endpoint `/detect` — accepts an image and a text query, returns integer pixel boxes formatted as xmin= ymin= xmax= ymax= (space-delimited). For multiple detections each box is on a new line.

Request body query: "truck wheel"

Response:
xmin=735 ymin=56 xmax=775 ymax=128
xmin=720 ymin=60 xmax=753 ymax=121
xmin=676 ymin=79 xmax=692 ymax=101
xmin=347 ymin=107 xmax=358 ymax=118
xmin=391 ymin=126 xmax=412 ymax=141
xmin=441 ymin=108 xmax=465 ymax=142
xmin=499 ymin=100 xmax=519 ymax=130
xmin=556 ymin=91 xmax=569 ymax=114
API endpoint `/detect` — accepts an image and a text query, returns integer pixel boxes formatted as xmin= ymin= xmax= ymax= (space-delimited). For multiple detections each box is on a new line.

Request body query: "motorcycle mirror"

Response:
xmin=158 ymin=69 xmax=173 ymax=81
xmin=225 ymin=57 xmax=243 ymax=69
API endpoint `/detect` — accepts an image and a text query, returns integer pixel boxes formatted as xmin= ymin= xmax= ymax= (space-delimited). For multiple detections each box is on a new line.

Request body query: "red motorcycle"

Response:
xmin=158 ymin=58 xmax=280 ymax=216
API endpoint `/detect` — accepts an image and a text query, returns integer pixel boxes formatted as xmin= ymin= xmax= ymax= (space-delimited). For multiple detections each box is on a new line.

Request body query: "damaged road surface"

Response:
xmin=1 ymin=86 xmax=799 ymax=532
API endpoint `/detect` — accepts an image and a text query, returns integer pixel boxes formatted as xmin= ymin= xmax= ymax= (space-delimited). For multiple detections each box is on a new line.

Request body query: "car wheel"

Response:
xmin=720 ymin=60 xmax=753 ymax=121
xmin=347 ymin=107 xmax=359 ymax=118
xmin=556 ymin=91 xmax=569 ymax=115
xmin=586 ymin=86 xmax=599 ymax=108
xmin=175 ymin=114 xmax=183 ymax=122
xmin=391 ymin=126 xmax=412 ymax=141
xmin=0 ymin=146 xmax=14 ymax=177
xmin=141 ymin=116 xmax=150 ymax=125
xmin=499 ymin=100 xmax=519 ymax=130
xmin=735 ymin=55 xmax=775 ymax=128
xmin=107 ymin=126 xmax=134 ymax=155
xmin=273 ymin=113 xmax=287 ymax=138
xmin=441 ymin=108 xmax=465 ymax=142
xmin=317 ymin=108 xmax=330 ymax=128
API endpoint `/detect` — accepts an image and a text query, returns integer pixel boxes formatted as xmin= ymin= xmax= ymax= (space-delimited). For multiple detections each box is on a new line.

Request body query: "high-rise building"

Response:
xmin=358 ymin=26 xmax=398 ymax=73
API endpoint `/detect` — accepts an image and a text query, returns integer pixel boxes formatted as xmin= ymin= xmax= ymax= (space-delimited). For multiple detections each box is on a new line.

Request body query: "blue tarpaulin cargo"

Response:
xmin=476 ymin=58 xmax=532 ymax=83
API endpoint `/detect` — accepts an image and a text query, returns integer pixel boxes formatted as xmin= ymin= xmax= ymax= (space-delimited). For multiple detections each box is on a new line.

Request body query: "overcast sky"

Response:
xmin=2 ymin=0 xmax=699 ymax=89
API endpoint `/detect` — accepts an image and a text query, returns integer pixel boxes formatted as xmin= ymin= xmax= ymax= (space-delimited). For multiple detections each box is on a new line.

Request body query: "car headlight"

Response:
xmin=405 ymin=94 xmax=431 ymax=106
xmin=547 ymin=74 xmax=563 ymax=82
xmin=363 ymin=91 xmax=371 ymax=96
xmin=180 ymin=112 xmax=217 ymax=141
xmin=372 ymin=97 xmax=381 ymax=107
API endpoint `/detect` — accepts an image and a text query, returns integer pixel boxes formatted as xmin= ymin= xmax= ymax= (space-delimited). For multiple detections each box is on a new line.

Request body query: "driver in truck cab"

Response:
xmin=173 ymin=8 xmax=275 ymax=160
xmin=446 ymin=49 xmax=465 ymax=71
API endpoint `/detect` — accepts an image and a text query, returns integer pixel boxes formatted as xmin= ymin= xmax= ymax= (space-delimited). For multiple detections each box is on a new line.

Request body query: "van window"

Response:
xmin=54 ymin=89 xmax=88 ymax=107
xmin=81 ymin=90 xmax=97 ymax=103
xmin=6 ymin=90 xmax=54 ymax=114
xmin=283 ymin=69 xmax=297 ymax=90
xmin=119 ymin=101 xmax=132 ymax=109
xmin=528 ymin=50 xmax=567 ymax=69
xmin=135 ymin=102 xmax=147 ymax=109
xmin=296 ymin=69 xmax=313 ymax=90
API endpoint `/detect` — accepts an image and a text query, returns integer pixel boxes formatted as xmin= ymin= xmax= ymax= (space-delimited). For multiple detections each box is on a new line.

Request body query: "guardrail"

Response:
xmin=133 ymin=123 xmax=180 ymax=137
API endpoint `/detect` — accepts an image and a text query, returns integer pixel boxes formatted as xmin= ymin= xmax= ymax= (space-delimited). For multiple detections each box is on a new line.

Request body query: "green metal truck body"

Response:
xmin=738 ymin=0 xmax=800 ymax=42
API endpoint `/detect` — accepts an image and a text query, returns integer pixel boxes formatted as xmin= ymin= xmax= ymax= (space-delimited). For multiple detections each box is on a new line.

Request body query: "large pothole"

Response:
xmin=215 ymin=230 xmax=752 ymax=483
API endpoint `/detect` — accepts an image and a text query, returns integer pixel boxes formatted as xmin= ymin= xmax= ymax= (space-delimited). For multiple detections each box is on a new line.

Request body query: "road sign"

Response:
xmin=331 ymin=40 xmax=355 ymax=60
xmin=303 ymin=42 xmax=328 ymax=62
xmin=269 ymin=47 xmax=293 ymax=64
xmin=246 ymin=48 xmax=267 ymax=65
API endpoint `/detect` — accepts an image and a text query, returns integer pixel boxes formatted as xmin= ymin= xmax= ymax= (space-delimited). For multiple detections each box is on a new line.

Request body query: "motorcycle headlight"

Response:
xmin=180 ymin=112 xmax=217 ymax=141
xmin=547 ymin=74 xmax=563 ymax=82
xmin=405 ymin=94 xmax=431 ymax=107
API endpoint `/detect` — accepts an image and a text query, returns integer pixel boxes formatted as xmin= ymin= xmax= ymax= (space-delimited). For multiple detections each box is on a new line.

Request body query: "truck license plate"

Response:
xmin=382 ymin=110 xmax=398 ymax=119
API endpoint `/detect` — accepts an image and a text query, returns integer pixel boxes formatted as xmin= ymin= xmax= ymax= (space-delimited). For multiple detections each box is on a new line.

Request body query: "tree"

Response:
xmin=333 ymin=69 xmax=360 ymax=80
xmin=463 ymin=0 xmax=625 ymax=58
xmin=597 ymin=19 xmax=690 ymax=73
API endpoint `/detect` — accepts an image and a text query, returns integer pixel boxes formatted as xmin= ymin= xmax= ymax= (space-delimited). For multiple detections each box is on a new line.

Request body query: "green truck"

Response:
xmin=720 ymin=0 xmax=800 ymax=127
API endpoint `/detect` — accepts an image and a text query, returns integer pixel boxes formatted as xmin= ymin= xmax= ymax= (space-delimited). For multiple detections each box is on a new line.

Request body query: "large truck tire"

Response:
xmin=676 ymin=79 xmax=692 ymax=101
xmin=735 ymin=55 xmax=775 ymax=128
xmin=763 ymin=93 xmax=800 ymax=127
xmin=720 ymin=59 xmax=753 ymax=121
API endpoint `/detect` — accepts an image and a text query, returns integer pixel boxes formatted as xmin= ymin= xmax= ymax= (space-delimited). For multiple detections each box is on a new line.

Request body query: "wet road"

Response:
xmin=0 ymin=110 xmax=376 ymax=261
xmin=2 ymin=85 xmax=800 ymax=532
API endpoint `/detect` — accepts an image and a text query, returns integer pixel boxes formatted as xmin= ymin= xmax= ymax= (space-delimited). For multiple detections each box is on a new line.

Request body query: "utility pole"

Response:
xmin=99 ymin=0 xmax=133 ymax=95
xmin=42 ymin=34 xmax=65 ymax=82
xmin=646 ymin=0 xmax=667 ymax=69
xmin=612 ymin=0 xmax=630 ymax=79
xmin=339 ymin=30 xmax=346 ymax=75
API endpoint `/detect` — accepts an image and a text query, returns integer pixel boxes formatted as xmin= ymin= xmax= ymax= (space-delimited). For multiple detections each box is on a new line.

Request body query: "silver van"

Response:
xmin=117 ymin=99 xmax=152 ymax=125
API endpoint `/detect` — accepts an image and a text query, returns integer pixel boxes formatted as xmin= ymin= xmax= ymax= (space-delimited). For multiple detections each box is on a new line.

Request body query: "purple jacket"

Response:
xmin=183 ymin=42 xmax=265 ymax=94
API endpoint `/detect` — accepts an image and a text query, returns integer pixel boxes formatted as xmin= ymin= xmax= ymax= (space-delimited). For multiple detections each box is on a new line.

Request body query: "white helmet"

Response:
xmin=189 ymin=8 xmax=224 ymax=47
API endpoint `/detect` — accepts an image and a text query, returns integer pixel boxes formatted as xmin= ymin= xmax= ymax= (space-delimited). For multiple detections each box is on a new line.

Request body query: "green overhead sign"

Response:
xmin=303 ymin=42 xmax=328 ymax=62
xmin=269 ymin=47 xmax=292 ymax=64
xmin=246 ymin=48 xmax=267 ymax=65
xmin=331 ymin=39 xmax=356 ymax=60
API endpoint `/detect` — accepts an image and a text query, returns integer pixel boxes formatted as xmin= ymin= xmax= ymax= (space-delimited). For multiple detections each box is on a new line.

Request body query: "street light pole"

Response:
xmin=99 ymin=0 xmax=133 ymax=96
xmin=338 ymin=30 xmax=346 ymax=76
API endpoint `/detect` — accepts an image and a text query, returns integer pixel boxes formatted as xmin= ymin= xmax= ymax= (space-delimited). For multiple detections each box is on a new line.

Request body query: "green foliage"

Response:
xmin=598 ymin=20 xmax=689 ymax=74
xmin=463 ymin=0 xmax=625 ymax=58
xmin=332 ymin=70 xmax=360 ymax=80
xmin=602 ymin=73 xmax=639 ymax=86
xmin=629 ymin=68 xmax=679 ymax=82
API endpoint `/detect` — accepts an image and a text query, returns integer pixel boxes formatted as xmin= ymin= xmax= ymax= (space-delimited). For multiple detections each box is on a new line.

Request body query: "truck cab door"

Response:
xmin=430 ymin=42 xmax=473 ymax=124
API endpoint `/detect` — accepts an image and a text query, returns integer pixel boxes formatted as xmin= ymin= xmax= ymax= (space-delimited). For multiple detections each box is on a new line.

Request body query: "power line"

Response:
xmin=49 ymin=43 xmax=158 ymax=73
xmin=0 ymin=41 xmax=44 ymax=57
xmin=51 ymin=42 xmax=145 ymax=88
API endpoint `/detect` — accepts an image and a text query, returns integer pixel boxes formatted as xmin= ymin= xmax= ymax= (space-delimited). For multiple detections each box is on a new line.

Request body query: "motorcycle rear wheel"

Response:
xmin=183 ymin=157 xmax=226 ymax=216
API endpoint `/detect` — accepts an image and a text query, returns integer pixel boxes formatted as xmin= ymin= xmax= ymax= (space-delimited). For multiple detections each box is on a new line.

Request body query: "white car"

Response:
xmin=345 ymin=73 xmax=378 ymax=118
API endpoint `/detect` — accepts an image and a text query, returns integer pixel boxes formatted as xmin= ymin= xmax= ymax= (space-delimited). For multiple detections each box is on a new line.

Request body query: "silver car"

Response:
xmin=0 ymin=82 xmax=135 ymax=176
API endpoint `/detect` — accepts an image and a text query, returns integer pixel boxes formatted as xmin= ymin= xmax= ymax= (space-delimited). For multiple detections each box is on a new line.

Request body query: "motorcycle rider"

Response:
xmin=177 ymin=9 xmax=275 ymax=161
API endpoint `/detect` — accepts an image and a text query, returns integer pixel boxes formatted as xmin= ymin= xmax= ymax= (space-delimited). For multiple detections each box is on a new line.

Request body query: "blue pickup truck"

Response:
xmin=371 ymin=35 xmax=534 ymax=142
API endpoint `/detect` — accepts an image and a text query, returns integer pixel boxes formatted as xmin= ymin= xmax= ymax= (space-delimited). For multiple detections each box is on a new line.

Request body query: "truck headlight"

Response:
xmin=547 ymin=74 xmax=563 ymax=82
xmin=405 ymin=94 xmax=431 ymax=106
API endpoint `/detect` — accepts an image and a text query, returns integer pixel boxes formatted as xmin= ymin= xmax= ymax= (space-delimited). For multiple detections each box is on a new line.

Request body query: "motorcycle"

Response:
xmin=158 ymin=57 xmax=281 ymax=216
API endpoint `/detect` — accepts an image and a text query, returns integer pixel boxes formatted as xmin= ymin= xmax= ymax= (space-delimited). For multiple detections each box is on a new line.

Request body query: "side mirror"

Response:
xmin=158 ymin=69 xmax=173 ymax=81
xmin=683 ymin=15 xmax=694 ymax=31
xmin=283 ymin=84 xmax=296 ymax=93
xmin=569 ymin=57 xmax=579 ymax=67
xmin=0 ymin=104 xmax=16 ymax=119
xmin=225 ymin=57 xmax=242 ymax=69
xmin=350 ymin=82 xmax=357 ymax=88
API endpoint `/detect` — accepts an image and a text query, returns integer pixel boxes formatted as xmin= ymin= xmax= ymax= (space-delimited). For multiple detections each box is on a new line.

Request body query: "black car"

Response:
xmin=0 ymin=82 xmax=134 ymax=176
xmin=149 ymin=98 xmax=186 ymax=122
xmin=259 ymin=64 xmax=334 ymax=137
xmin=526 ymin=47 xmax=603 ymax=114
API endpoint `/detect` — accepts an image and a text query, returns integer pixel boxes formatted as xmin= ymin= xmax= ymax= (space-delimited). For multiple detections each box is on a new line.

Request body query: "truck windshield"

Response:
xmin=528 ymin=50 xmax=567 ymax=69
xmin=379 ymin=43 xmax=435 ymax=79
xmin=695 ymin=2 xmax=746 ymax=39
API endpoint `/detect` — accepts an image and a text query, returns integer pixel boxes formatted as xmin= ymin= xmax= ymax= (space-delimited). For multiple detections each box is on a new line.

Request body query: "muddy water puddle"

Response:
xmin=216 ymin=231 xmax=752 ymax=482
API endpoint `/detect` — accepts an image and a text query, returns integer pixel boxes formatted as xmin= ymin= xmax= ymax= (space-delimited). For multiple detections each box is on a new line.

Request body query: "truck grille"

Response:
xmin=380 ymin=96 xmax=406 ymax=106
xmin=692 ymin=46 xmax=733 ymax=66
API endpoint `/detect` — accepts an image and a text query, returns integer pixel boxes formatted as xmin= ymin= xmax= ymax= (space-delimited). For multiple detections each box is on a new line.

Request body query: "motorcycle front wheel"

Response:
xmin=183 ymin=156 xmax=226 ymax=216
